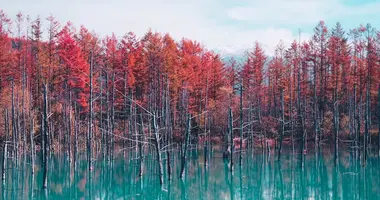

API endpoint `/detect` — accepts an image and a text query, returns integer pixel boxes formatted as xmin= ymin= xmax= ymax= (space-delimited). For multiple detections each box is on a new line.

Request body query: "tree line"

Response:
xmin=0 ymin=10 xmax=380 ymax=187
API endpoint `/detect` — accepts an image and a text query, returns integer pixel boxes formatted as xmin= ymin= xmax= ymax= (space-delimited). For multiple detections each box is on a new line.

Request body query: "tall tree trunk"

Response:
xmin=333 ymin=78 xmax=339 ymax=166
xmin=290 ymin=75 xmax=294 ymax=153
xmin=16 ymin=96 xmax=21 ymax=163
xmin=180 ymin=114 xmax=191 ymax=179
xmin=30 ymin=118 xmax=35 ymax=175
xmin=239 ymin=82 xmax=243 ymax=166
xmin=229 ymin=108 xmax=234 ymax=171
xmin=364 ymin=77 xmax=370 ymax=165
xmin=138 ymin=109 xmax=144 ymax=177
xmin=377 ymin=84 xmax=380 ymax=156
xmin=278 ymin=89 xmax=285 ymax=161
xmin=110 ymin=72 xmax=115 ymax=161
xmin=313 ymin=63 xmax=319 ymax=150
xmin=88 ymin=52 xmax=94 ymax=171
xmin=100 ymin=79 xmax=104 ymax=159
xmin=74 ymin=102 xmax=79 ymax=169
xmin=63 ymin=101 xmax=67 ymax=157
xmin=204 ymin=79 xmax=209 ymax=167
xmin=11 ymin=79 xmax=18 ymax=162
xmin=42 ymin=84 xmax=49 ymax=189
xmin=298 ymin=70 xmax=306 ymax=168
xmin=2 ymin=109 xmax=9 ymax=184
xmin=105 ymin=72 xmax=110 ymax=160
xmin=152 ymin=114 xmax=163 ymax=185
xmin=16 ymin=97 xmax=21 ymax=163
xmin=165 ymin=77 xmax=172 ymax=180
xmin=68 ymin=92 xmax=72 ymax=162
xmin=354 ymin=83 xmax=358 ymax=156
xmin=40 ymin=112 xmax=45 ymax=167
xmin=123 ymin=72 xmax=128 ymax=157
xmin=22 ymin=63 xmax=27 ymax=160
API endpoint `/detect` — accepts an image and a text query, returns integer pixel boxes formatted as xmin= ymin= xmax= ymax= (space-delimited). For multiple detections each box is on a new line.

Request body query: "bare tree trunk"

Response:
xmin=239 ymin=82 xmax=243 ymax=166
xmin=40 ymin=112 xmax=45 ymax=166
xmin=204 ymin=79 xmax=209 ymax=167
xmin=22 ymin=64 xmax=27 ymax=160
xmin=298 ymin=70 xmax=306 ymax=169
xmin=180 ymin=114 xmax=191 ymax=179
xmin=290 ymin=73 xmax=294 ymax=153
xmin=11 ymin=79 xmax=18 ymax=162
xmin=48 ymin=113 xmax=54 ymax=154
xmin=152 ymin=114 xmax=163 ymax=185
xmin=378 ymin=84 xmax=380 ymax=156
xmin=354 ymin=83 xmax=358 ymax=156
xmin=42 ymin=84 xmax=49 ymax=189
xmin=313 ymin=63 xmax=319 ymax=150
xmin=333 ymin=79 xmax=339 ymax=166
xmin=135 ymin=92 xmax=139 ymax=154
xmin=16 ymin=96 xmax=21 ymax=162
xmin=123 ymin=72 xmax=128 ymax=157
xmin=74 ymin=102 xmax=78 ymax=168
xmin=278 ymin=89 xmax=285 ymax=161
xmin=110 ymin=72 xmax=115 ymax=161
xmin=248 ymin=104 xmax=254 ymax=150
xmin=358 ymin=94 xmax=363 ymax=160
xmin=63 ymin=101 xmax=67 ymax=156
xmin=364 ymin=77 xmax=370 ymax=165
xmin=68 ymin=92 xmax=72 ymax=162
xmin=100 ymin=79 xmax=104 ymax=158
xmin=88 ymin=52 xmax=94 ymax=171
xmin=30 ymin=118 xmax=35 ymax=175
xmin=229 ymin=108 xmax=234 ymax=171
xmin=165 ymin=77 xmax=172 ymax=180
xmin=138 ymin=109 xmax=144 ymax=177
xmin=105 ymin=72 xmax=110 ymax=160
xmin=2 ymin=109 xmax=9 ymax=184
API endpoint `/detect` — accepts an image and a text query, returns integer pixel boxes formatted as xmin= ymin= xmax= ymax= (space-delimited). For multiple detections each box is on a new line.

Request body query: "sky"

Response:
xmin=2 ymin=0 xmax=380 ymax=57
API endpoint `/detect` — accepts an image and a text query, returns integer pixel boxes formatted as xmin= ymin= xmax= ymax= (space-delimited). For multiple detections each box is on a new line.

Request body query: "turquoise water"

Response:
xmin=1 ymin=149 xmax=379 ymax=200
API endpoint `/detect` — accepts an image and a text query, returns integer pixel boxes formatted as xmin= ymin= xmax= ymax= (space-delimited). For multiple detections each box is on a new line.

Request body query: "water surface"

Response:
xmin=1 ymin=148 xmax=379 ymax=200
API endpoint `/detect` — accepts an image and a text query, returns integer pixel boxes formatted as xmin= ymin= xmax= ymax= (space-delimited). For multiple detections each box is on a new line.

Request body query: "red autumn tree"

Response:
xmin=57 ymin=22 xmax=89 ymax=108
xmin=241 ymin=41 xmax=266 ymax=113
xmin=0 ymin=9 xmax=14 ymax=91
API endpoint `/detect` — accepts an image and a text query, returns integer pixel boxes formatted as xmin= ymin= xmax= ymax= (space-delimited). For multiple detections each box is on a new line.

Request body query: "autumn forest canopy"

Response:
xmin=0 ymin=8 xmax=380 ymax=169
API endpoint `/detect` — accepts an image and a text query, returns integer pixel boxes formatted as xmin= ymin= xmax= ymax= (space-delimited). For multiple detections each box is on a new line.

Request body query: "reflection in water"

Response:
xmin=0 ymin=149 xmax=379 ymax=199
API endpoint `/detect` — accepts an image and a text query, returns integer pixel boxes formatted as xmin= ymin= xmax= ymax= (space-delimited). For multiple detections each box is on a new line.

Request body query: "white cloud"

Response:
xmin=0 ymin=0 xmax=334 ymax=57
xmin=227 ymin=0 xmax=380 ymax=25
xmin=207 ymin=27 xmax=311 ymax=57
xmin=227 ymin=0 xmax=332 ymax=25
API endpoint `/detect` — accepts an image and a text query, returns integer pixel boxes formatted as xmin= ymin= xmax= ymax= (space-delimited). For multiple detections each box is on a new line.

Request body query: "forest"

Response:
xmin=0 ymin=9 xmax=380 ymax=190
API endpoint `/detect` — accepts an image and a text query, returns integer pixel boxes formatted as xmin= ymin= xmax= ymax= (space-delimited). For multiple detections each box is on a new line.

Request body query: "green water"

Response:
xmin=1 ymin=149 xmax=380 ymax=200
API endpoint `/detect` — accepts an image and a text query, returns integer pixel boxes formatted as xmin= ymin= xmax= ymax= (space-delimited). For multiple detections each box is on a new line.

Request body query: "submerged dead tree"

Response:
xmin=297 ymin=65 xmax=307 ymax=169
xmin=87 ymin=52 xmax=94 ymax=172
xmin=73 ymin=102 xmax=79 ymax=168
xmin=42 ymin=84 xmax=49 ymax=189
xmin=165 ymin=78 xmax=172 ymax=180
xmin=180 ymin=114 xmax=191 ymax=179
xmin=333 ymin=81 xmax=339 ymax=166
xmin=2 ymin=109 xmax=9 ymax=184
xmin=138 ymin=109 xmax=144 ymax=177
xmin=378 ymin=84 xmax=380 ymax=156
xmin=277 ymin=89 xmax=285 ymax=161
xmin=30 ymin=119 xmax=35 ymax=174
xmin=204 ymin=79 xmax=209 ymax=167
xmin=11 ymin=79 xmax=18 ymax=162
xmin=239 ymin=82 xmax=244 ymax=166
xmin=364 ymin=74 xmax=370 ymax=166
xmin=228 ymin=108 xmax=234 ymax=171
xmin=152 ymin=113 xmax=163 ymax=185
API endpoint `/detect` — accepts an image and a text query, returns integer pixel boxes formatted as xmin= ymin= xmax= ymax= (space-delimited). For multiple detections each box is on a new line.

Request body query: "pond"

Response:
xmin=1 ymin=148 xmax=379 ymax=200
